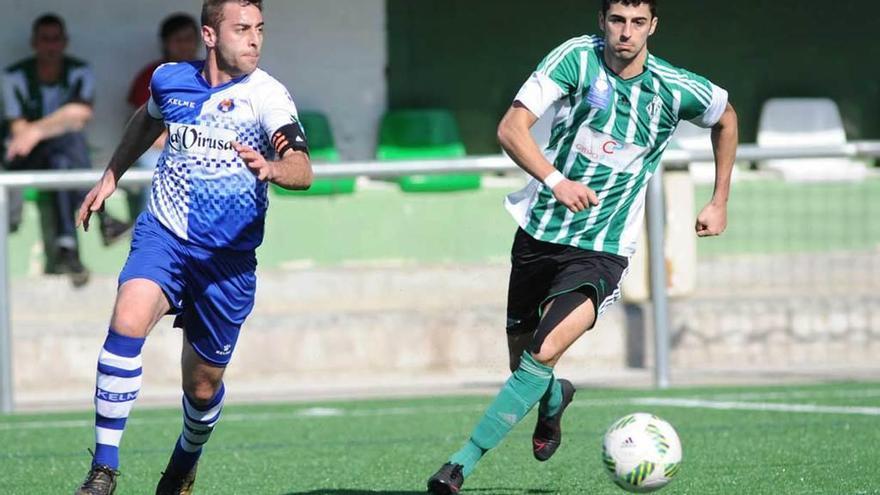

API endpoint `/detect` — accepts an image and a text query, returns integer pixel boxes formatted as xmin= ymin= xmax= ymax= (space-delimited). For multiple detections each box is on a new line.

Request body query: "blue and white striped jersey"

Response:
xmin=146 ymin=61 xmax=300 ymax=251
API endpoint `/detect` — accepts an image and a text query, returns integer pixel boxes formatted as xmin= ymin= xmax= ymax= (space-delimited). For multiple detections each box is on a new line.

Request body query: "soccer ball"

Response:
xmin=601 ymin=413 xmax=682 ymax=492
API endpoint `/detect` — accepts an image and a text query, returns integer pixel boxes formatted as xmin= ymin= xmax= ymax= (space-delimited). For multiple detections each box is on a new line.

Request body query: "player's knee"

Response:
xmin=185 ymin=380 xmax=221 ymax=407
xmin=109 ymin=314 xmax=150 ymax=338
xmin=531 ymin=342 xmax=562 ymax=367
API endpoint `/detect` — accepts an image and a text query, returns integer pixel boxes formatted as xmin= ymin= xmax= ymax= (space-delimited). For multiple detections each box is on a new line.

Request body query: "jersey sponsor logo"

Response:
xmin=602 ymin=140 xmax=626 ymax=154
xmin=217 ymin=98 xmax=235 ymax=113
xmin=167 ymin=123 xmax=238 ymax=160
xmin=168 ymin=97 xmax=196 ymax=109
xmin=574 ymin=127 xmax=648 ymax=173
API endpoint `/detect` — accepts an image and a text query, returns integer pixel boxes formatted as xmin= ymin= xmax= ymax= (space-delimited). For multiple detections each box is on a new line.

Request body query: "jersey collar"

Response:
xmin=191 ymin=61 xmax=252 ymax=92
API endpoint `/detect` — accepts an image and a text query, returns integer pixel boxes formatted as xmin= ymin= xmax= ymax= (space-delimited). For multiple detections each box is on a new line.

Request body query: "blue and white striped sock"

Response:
xmin=92 ymin=329 xmax=145 ymax=469
xmin=170 ymin=383 xmax=226 ymax=472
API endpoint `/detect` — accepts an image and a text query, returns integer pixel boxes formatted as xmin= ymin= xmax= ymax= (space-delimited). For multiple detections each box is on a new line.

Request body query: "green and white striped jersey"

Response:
xmin=505 ymin=35 xmax=727 ymax=257
xmin=2 ymin=56 xmax=95 ymax=122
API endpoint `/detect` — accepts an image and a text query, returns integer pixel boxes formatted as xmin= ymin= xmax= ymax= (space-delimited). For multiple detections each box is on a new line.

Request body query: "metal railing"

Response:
xmin=1 ymin=142 xmax=879 ymax=412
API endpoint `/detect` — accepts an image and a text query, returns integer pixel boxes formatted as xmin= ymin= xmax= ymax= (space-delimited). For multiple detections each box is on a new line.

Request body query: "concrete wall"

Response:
xmin=11 ymin=266 xmax=629 ymax=409
xmin=0 ymin=0 xmax=386 ymax=161
xmin=11 ymin=263 xmax=880 ymax=410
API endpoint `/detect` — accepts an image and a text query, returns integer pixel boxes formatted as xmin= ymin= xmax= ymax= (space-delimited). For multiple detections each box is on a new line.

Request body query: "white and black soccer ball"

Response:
xmin=601 ymin=413 xmax=682 ymax=493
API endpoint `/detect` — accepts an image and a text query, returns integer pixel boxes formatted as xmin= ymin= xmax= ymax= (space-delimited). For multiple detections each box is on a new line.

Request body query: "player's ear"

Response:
xmin=649 ymin=16 xmax=658 ymax=36
xmin=598 ymin=12 xmax=606 ymax=33
xmin=202 ymin=25 xmax=217 ymax=48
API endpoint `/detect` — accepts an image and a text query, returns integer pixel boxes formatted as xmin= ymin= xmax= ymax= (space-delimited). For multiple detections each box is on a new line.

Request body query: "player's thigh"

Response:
xmin=114 ymin=212 xmax=187 ymax=337
xmin=506 ymin=228 xmax=558 ymax=336
xmin=111 ymin=279 xmax=172 ymax=338
xmin=532 ymin=295 xmax=596 ymax=366
xmin=532 ymin=253 xmax=628 ymax=365
xmin=178 ymin=250 xmax=257 ymax=369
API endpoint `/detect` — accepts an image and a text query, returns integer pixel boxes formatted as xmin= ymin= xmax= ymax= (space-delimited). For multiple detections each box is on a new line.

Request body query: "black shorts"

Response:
xmin=506 ymin=228 xmax=628 ymax=335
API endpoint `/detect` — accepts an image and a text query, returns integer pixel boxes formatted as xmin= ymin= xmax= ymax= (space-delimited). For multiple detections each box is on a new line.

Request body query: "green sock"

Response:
xmin=539 ymin=376 xmax=563 ymax=418
xmin=449 ymin=352 xmax=553 ymax=477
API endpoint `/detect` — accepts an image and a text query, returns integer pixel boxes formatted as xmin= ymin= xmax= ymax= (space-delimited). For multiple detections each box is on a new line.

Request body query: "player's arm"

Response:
xmin=499 ymin=105 xmax=598 ymax=213
xmin=270 ymin=147 xmax=312 ymax=190
xmin=499 ymin=97 xmax=598 ymax=213
xmin=501 ymin=39 xmax=599 ymax=213
xmin=695 ymin=102 xmax=738 ymax=237
xmin=236 ymin=141 xmax=312 ymax=190
xmin=235 ymin=121 xmax=312 ymax=190
xmin=77 ymin=105 xmax=165 ymax=230
xmin=5 ymin=103 xmax=93 ymax=161
xmin=497 ymin=103 xmax=549 ymax=180
xmin=245 ymin=85 xmax=313 ymax=190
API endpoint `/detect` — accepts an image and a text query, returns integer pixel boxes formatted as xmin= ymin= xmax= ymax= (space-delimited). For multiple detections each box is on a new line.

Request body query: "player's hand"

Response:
xmin=234 ymin=142 xmax=275 ymax=182
xmin=551 ymin=179 xmax=599 ymax=213
xmin=5 ymin=124 xmax=43 ymax=161
xmin=77 ymin=171 xmax=117 ymax=231
xmin=695 ymin=201 xmax=727 ymax=237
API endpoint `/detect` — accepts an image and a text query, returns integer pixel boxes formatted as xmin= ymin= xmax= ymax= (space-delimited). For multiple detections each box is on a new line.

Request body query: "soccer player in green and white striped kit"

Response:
xmin=427 ymin=0 xmax=738 ymax=492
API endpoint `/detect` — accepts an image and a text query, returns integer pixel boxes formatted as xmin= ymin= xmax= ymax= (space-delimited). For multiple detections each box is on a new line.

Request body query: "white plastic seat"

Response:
xmin=756 ymin=98 xmax=866 ymax=181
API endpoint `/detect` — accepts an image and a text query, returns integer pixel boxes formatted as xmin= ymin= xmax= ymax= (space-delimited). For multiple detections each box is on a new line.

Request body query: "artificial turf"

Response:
xmin=1 ymin=381 xmax=878 ymax=494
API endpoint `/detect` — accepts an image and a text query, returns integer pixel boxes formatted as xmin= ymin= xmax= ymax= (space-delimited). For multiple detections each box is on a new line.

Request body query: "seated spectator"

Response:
xmin=2 ymin=13 xmax=130 ymax=287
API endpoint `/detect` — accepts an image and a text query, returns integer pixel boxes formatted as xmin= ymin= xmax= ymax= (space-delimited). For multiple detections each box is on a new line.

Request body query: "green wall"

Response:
xmin=388 ymin=0 xmax=880 ymax=154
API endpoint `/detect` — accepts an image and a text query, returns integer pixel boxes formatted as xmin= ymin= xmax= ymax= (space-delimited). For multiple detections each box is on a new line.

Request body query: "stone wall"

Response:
xmin=10 ymin=265 xmax=879 ymax=410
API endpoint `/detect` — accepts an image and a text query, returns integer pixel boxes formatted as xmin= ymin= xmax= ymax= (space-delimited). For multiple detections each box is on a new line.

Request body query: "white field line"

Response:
xmin=0 ymin=400 xmax=632 ymax=432
xmin=2 ymin=389 xmax=879 ymax=432
xmin=703 ymin=389 xmax=880 ymax=401
xmin=630 ymin=398 xmax=880 ymax=416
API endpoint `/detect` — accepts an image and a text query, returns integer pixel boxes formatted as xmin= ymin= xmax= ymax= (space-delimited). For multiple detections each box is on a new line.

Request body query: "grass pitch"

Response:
xmin=1 ymin=381 xmax=878 ymax=494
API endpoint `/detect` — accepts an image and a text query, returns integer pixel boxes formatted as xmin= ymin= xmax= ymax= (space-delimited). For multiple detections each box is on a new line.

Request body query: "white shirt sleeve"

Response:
xmin=146 ymin=65 xmax=165 ymax=119
xmin=258 ymin=81 xmax=300 ymax=139
xmin=146 ymin=94 xmax=163 ymax=119
xmin=514 ymin=72 xmax=565 ymax=120
xmin=2 ymin=72 xmax=24 ymax=120
xmin=690 ymin=84 xmax=728 ymax=128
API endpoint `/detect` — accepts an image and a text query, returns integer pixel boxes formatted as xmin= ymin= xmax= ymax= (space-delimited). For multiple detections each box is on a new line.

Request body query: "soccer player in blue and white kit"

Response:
xmin=74 ymin=1 xmax=312 ymax=493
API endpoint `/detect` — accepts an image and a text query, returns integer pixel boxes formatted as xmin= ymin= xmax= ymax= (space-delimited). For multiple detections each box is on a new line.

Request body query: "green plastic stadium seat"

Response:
xmin=377 ymin=109 xmax=481 ymax=192
xmin=271 ymin=111 xmax=356 ymax=197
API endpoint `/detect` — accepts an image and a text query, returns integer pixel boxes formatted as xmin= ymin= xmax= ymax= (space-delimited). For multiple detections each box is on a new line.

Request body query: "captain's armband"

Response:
xmin=271 ymin=123 xmax=309 ymax=158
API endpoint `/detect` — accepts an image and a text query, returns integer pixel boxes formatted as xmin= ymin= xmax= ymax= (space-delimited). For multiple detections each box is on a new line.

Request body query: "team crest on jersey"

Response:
xmin=217 ymin=98 xmax=235 ymax=113
xmin=646 ymin=95 xmax=663 ymax=118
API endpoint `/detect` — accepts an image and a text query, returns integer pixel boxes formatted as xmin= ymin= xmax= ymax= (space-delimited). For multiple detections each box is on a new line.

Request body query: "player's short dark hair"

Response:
xmin=201 ymin=0 xmax=263 ymax=30
xmin=31 ymin=13 xmax=66 ymax=38
xmin=602 ymin=0 xmax=657 ymax=18
xmin=160 ymin=13 xmax=199 ymax=41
